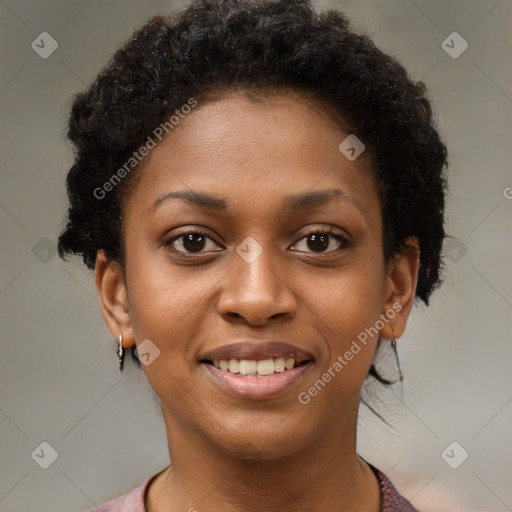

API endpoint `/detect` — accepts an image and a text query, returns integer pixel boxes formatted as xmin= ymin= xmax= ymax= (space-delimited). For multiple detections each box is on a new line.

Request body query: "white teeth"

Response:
xmin=274 ymin=358 xmax=286 ymax=372
xmin=228 ymin=359 xmax=240 ymax=373
xmin=211 ymin=357 xmax=302 ymax=375
xmin=256 ymin=359 xmax=275 ymax=376
xmin=239 ymin=360 xmax=257 ymax=375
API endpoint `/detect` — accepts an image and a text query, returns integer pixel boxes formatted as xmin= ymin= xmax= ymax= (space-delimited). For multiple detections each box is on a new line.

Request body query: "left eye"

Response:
xmin=291 ymin=228 xmax=350 ymax=254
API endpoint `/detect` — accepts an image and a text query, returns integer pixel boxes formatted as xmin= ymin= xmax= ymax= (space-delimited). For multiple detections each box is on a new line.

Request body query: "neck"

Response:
xmin=147 ymin=406 xmax=381 ymax=512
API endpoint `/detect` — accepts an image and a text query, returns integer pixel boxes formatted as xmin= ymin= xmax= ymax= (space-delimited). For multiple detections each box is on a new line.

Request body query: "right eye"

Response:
xmin=163 ymin=229 xmax=223 ymax=254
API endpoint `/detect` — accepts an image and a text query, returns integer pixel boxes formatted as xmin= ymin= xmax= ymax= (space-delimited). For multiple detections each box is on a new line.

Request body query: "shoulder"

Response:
xmin=81 ymin=476 xmax=152 ymax=512
xmin=367 ymin=463 xmax=421 ymax=512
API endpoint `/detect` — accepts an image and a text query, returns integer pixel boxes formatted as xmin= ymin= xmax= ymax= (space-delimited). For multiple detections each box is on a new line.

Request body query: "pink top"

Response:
xmin=84 ymin=463 xmax=419 ymax=512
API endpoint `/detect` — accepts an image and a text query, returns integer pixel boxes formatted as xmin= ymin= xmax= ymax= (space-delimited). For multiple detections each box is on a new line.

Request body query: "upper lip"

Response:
xmin=199 ymin=341 xmax=314 ymax=363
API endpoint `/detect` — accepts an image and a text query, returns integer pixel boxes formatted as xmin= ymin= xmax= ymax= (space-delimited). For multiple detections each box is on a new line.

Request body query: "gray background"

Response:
xmin=1 ymin=0 xmax=511 ymax=510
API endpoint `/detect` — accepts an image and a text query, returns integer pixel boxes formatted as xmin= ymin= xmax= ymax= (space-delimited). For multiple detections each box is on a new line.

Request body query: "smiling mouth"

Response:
xmin=202 ymin=358 xmax=311 ymax=377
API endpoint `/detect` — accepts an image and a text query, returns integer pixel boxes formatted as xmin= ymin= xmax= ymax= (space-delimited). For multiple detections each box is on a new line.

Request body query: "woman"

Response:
xmin=57 ymin=0 xmax=448 ymax=510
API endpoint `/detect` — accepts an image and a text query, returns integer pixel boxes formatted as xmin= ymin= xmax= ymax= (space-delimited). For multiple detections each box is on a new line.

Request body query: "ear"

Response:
xmin=379 ymin=237 xmax=420 ymax=340
xmin=95 ymin=250 xmax=135 ymax=350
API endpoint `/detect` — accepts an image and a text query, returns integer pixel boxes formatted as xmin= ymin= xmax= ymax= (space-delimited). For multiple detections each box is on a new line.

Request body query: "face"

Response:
xmin=96 ymin=91 xmax=418 ymax=460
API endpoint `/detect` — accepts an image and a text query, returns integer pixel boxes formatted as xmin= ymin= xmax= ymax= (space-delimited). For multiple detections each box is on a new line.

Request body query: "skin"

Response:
xmin=95 ymin=90 xmax=419 ymax=512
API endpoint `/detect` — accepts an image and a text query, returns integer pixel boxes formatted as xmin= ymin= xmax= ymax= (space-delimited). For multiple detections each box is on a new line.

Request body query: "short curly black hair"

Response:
xmin=57 ymin=0 xmax=448 ymax=384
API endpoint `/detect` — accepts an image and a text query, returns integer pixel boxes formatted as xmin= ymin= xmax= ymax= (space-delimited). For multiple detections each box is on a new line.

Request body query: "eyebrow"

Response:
xmin=147 ymin=188 xmax=368 ymax=221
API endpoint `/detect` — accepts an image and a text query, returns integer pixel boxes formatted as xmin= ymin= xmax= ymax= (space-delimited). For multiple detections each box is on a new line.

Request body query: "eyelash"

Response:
xmin=162 ymin=226 xmax=351 ymax=256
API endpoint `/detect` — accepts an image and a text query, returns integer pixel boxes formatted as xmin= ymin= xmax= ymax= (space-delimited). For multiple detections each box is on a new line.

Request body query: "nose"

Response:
xmin=217 ymin=244 xmax=298 ymax=325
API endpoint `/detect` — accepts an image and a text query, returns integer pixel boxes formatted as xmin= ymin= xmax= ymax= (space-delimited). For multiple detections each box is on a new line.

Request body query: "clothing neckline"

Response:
xmin=142 ymin=466 xmax=168 ymax=509
xmin=139 ymin=461 xmax=417 ymax=512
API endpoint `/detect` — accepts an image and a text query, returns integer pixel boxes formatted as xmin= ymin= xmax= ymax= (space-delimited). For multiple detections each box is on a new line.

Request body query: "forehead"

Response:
xmin=124 ymin=91 xmax=380 ymax=226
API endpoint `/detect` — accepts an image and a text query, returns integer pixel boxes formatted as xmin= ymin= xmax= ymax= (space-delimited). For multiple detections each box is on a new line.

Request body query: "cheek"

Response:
xmin=313 ymin=254 xmax=385 ymax=380
xmin=126 ymin=242 xmax=203 ymax=337
xmin=322 ymin=255 xmax=384 ymax=332
xmin=124 ymin=251 xmax=211 ymax=411
xmin=124 ymin=244 xmax=226 ymax=375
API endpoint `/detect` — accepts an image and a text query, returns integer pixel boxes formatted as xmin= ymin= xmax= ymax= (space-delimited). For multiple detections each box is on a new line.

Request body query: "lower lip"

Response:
xmin=201 ymin=361 xmax=313 ymax=400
